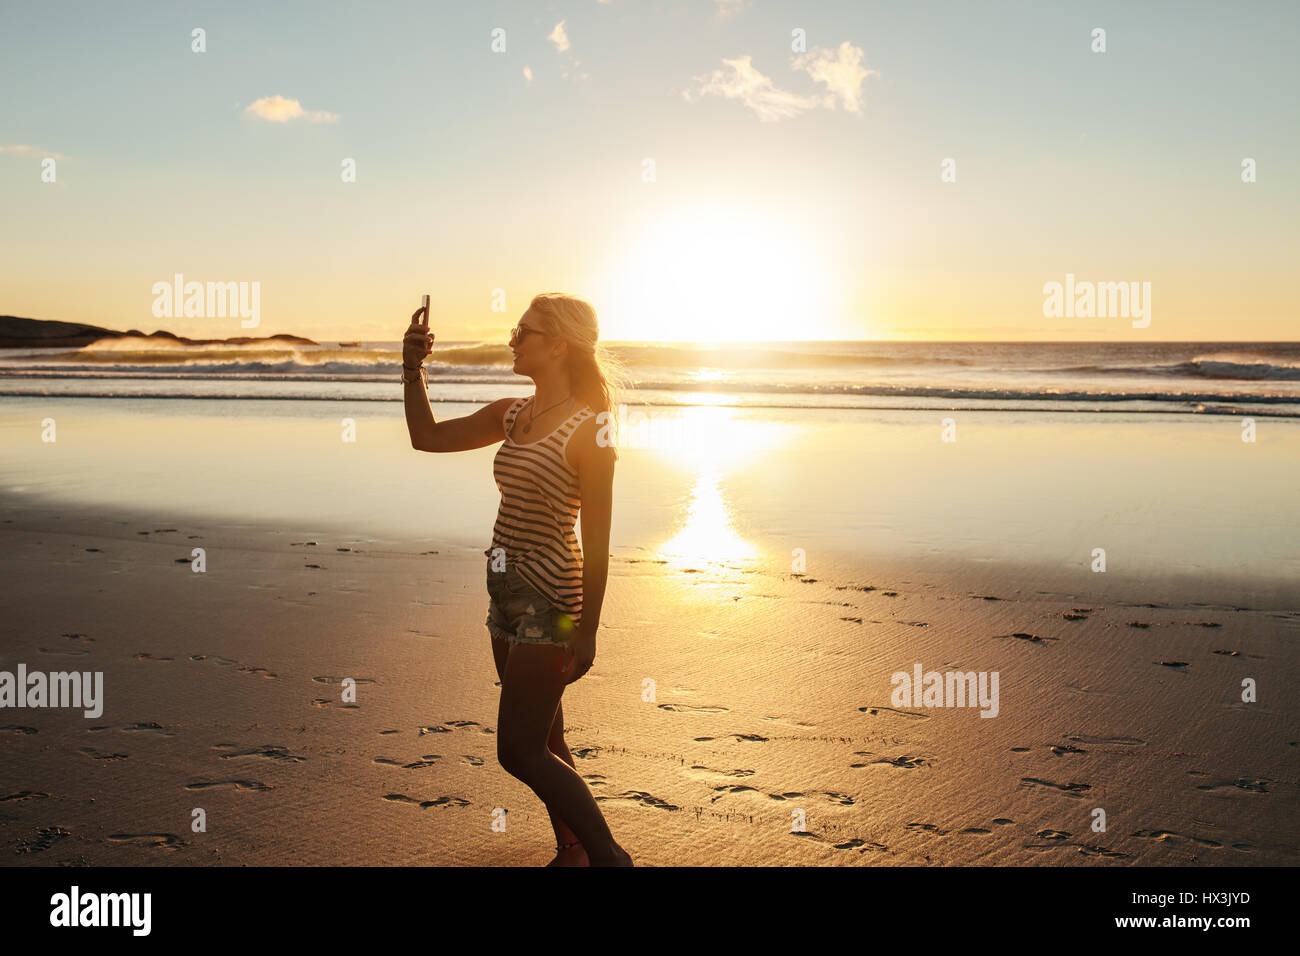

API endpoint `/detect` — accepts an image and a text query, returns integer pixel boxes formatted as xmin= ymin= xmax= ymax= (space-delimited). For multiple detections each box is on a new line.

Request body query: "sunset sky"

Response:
xmin=2 ymin=0 xmax=1296 ymax=343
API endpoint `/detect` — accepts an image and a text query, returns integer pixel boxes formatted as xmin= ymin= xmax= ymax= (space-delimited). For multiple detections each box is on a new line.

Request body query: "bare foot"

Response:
xmin=545 ymin=843 xmax=589 ymax=867
xmin=590 ymin=844 xmax=633 ymax=867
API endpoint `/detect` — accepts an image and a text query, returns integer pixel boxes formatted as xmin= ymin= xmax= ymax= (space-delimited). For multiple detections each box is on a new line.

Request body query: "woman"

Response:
xmin=402 ymin=292 xmax=632 ymax=867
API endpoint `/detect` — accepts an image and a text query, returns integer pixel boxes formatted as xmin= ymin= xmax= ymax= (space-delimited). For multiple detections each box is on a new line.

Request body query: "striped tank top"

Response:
xmin=484 ymin=396 xmax=601 ymax=624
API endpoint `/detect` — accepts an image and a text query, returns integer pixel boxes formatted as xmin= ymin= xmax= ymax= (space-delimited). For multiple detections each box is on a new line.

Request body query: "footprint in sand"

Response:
xmin=768 ymin=791 xmax=812 ymax=802
xmin=658 ymin=703 xmax=729 ymax=714
xmin=826 ymin=837 xmax=889 ymax=853
xmin=709 ymin=784 xmax=762 ymax=803
xmin=1049 ymin=744 xmax=1087 ymax=756
xmin=871 ymin=755 xmax=931 ymax=769
xmin=905 ymin=822 xmax=949 ymax=835
xmin=183 ymin=779 xmax=271 ymax=792
xmin=831 ymin=838 xmax=889 ymax=852
xmin=1064 ymin=734 xmax=1145 ymax=748
xmin=683 ymin=765 xmax=756 ymax=782
xmin=191 ymin=654 xmax=277 ymax=678
xmin=1 ymin=790 xmax=50 ymax=803
xmin=1035 ymin=829 xmax=1072 ymax=840
xmin=1019 ymin=777 xmax=1091 ymax=798
xmin=1078 ymin=844 xmax=1128 ymax=858
xmin=106 ymin=833 xmax=185 ymax=849
xmin=857 ymin=705 xmax=930 ymax=721
xmin=213 ymin=744 xmax=307 ymax=763
xmin=14 ymin=826 xmax=72 ymax=854
xmin=1195 ymin=778 xmax=1270 ymax=793
xmin=1132 ymin=829 xmax=1223 ymax=849
xmin=311 ymin=676 xmax=375 ymax=685
xmin=237 ymin=665 xmax=277 ymax=678
xmin=418 ymin=720 xmax=488 ymax=735
xmin=993 ymin=632 xmax=1059 ymax=644
xmin=120 ymin=722 xmax=178 ymax=736
xmin=78 ymin=746 xmax=128 ymax=761
xmin=381 ymin=793 xmax=471 ymax=809
xmin=380 ymin=755 xmax=442 ymax=770
xmin=597 ymin=790 xmax=679 ymax=811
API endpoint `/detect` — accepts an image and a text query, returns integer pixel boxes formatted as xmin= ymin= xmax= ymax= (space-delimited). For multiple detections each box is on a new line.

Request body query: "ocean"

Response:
xmin=2 ymin=339 xmax=1299 ymax=416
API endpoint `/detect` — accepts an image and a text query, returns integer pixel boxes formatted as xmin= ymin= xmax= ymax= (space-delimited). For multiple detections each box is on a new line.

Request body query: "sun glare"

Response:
xmin=599 ymin=203 xmax=832 ymax=342
xmin=634 ymin=406 xmax=786 ymax=571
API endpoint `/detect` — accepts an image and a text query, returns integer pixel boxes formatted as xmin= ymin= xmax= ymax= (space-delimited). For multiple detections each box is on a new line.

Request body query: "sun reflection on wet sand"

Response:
xmin=657 ymin=466 xmax=759 ymax=572
xmin=644 ymin=405 xmax=773 ymax=576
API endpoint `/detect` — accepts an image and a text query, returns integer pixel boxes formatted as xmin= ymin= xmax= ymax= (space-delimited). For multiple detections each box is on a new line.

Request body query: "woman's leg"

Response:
xmin=491 ymin=634 xmax=579 ymax=853
xmin=545 ymin=699 xmax=582 ymax=847
xmin=496 ymin=641 xmax=629 ymax=865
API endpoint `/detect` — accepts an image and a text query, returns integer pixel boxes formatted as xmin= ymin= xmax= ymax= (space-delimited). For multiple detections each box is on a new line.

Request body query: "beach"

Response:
xmin=2 ymin=396 xmax=1296 ymax=866
xmin=4 ymin=0 xmax=1299 ymax=894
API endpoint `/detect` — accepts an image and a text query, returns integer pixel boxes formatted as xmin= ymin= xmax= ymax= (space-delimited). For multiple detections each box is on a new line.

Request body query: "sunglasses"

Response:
xmin=509 ymin=324 xmax=546 ymax=344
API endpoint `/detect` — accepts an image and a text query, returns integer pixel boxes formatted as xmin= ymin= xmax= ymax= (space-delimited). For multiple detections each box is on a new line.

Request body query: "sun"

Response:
xmin=596 ymin=202 xmax=833 ymax=342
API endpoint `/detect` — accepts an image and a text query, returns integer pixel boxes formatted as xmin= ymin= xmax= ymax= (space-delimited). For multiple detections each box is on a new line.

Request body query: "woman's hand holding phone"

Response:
xmin=403 ymin=294 xmax=433 ymax=367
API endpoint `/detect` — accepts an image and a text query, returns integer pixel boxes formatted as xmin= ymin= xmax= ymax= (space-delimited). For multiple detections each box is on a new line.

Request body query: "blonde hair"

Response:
xmin=528 ymin=293 xmax=631 ymax=425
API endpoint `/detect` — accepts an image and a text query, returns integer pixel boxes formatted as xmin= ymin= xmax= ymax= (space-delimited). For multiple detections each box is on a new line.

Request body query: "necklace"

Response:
xmin=522 ymin=394 xmax=574 ymax=434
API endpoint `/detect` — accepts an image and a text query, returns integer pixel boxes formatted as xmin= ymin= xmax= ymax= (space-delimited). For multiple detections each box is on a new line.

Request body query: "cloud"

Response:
xmin=685 ymin=43 xmax=876 ymax=121
xmin=684 ymin=55 xmax=823 ymax=122
xmin=244 ymin=95 xmax=339 ymax=123
xmin=792 ymin=41 xmax=878 ymax=113
xmin=0 ymin=144 xmax=67 ymax=160
xmin=547 ymin=20 xmax=570 ymax=53
xmin=546 ymin=20 xmax=587 ymax=80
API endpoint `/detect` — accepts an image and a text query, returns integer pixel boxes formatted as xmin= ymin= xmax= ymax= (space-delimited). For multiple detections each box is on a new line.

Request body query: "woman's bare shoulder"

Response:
xmin=566 ymin=408 xmax=619 ymax=471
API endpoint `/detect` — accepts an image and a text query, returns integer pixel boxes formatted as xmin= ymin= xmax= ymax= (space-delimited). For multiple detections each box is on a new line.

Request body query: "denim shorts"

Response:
xmin=485 ymin=559 xmax=579 ymax=647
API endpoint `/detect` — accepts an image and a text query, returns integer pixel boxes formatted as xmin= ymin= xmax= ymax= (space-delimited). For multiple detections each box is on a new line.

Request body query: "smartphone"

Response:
xmin=421 ymin=294 xmax=430 ymax=322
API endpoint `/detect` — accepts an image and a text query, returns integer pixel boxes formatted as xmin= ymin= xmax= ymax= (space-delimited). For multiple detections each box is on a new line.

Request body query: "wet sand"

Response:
xmin=2 ymin=498 xmax=1295 ymax=866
